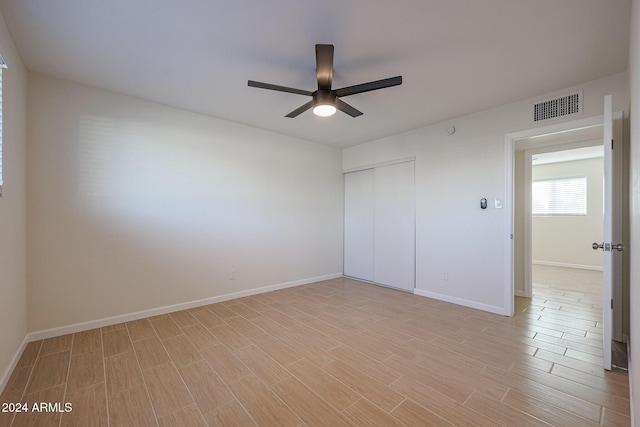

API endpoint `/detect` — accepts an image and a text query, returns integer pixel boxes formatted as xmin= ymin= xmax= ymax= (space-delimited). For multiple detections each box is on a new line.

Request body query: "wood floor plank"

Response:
xmin=181 ymin=323 xmax=221 ymax=349
xmin=132 ymin=336 xmax=171 ymax=371
xmin=39 ymin=334 xmax=73 ymax=356
xmin=463 ymin=391 xmax=551 ymax=427
xmin=199 ymin=344 xmax=251 ymax=384
xmin=72 ymin=329 xmax=102 ymax=355
xmin=108 ymin=384 xmax=156 ymax=427
xmin=104 ymin=351 xmax=144 ymax=396
xmin=102 ymin=329 xmax=133 ymax=357
xmin=502 ymin=388 xmax=600 ymax=426
xmin=25 ymin=351 xmax=70 ymax=394
xmin=233 ymin=345 xmax=290 ymax=386
xmin=142 ymin=363 xmax=194 ymax=418
xmin=390 ymin=398 xmax=454 ymax=427
xmin=226 ymin=375 xmax=301 ymax=427
xmin=287 ymin=358 xmax=360 ymax=412
xmin=323 ymin=359 xmax=405 ymax=412
xmin=203 ymin=400 xmax=258 ymax=427
xmin=61 ymin=382 xmax=108 ymax=427
xmin=66 ymin=349 xmax=105 ymax=392
xmin=157 ymin=404 xmax=206 ymax=427
xmin=126 ymin=318 xmax=157 ymax=342
xmin=169 ymin=310 xmax=199 ymax=328
xmin=342 ymin=398 xmax=405 ymax=427
xmin=390 ymin=375 xmax=501 ymax=427
xmin=271 ymin=376 xmax=352 ymax=427
xmin=162 ymin=334 xmax=203 ymax=367
xmin=178 ymin=359 xmax=234 ymax=413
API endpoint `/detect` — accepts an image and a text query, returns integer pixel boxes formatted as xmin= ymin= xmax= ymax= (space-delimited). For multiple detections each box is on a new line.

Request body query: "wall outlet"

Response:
xmin=441 ymin=271 xmax=448 ymax=281
xmin=230 ymin=269 xmax=237 ymax=280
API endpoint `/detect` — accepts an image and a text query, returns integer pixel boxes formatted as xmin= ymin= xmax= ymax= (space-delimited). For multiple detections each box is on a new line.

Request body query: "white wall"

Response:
xmin=0 ymin=12 xmax=28 ymax=389
xmin=532 ymin=157 xmax=604 ymax=269
xmin=343 ymin=72 xmax=629 ymax=314
xmin=627 ymin=0 xmax=640 ymax=423
xmin=27 ymin=73 xmax=344 ymax=332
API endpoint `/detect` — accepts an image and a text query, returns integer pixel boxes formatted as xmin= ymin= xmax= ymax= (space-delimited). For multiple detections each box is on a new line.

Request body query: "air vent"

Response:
xmin=533 ymin=92 xmax=582 ymax=122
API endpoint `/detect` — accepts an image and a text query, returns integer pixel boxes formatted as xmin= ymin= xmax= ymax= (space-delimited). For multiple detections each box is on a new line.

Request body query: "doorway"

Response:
xmin=505 ymin=111 xmax=628 ymax=371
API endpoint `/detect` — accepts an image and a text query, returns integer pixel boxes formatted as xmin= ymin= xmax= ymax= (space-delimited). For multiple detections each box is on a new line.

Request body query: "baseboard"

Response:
xmin=413 ymin=289 xmax=508 ymax=316
xmin=532 ymin=260 xmax=603 ymax=271
xmin=514 ymin=290 xmax=526 ymax=297
xmin=0 ymin=335 xmax=30 ymax=395
xmin=26 ymin=272 xmax=343 ymax=342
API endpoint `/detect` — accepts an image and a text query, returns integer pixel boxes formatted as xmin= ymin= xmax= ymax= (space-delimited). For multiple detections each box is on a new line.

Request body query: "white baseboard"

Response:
xmin=25 ymin=272 xmax=343 ymax=342
xmin=532 ymin=260 xmax=603 ymax=271
xmin=0 ymin=335 xmax=30 ymax=395
xmin=514 ymin=290 xmax=527 ymax=297
xmin=413 ymin=289 xmax=508 ymax=316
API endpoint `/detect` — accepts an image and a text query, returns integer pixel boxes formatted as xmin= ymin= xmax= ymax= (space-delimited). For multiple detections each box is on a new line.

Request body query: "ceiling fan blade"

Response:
xmin=337 ymin=99 xmax=363 ymax=117
xmin=248 ymin=80 xmax=313 ymax=96
xmin=335 ymin=76 xmax=402 ymax=97
xmin=316 ymin=44 xmax=334 ymax=91
xmin=285 ymin=100 xmax=314 ymax=118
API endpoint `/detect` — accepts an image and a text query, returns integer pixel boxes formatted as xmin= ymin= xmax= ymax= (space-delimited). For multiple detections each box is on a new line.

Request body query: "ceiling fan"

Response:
xmin=248 ymin=44 xmax=402 ymax=118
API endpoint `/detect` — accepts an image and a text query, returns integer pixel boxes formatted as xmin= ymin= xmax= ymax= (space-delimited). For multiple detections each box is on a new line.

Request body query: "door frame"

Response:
xmin=504 ymin=115 xmax=605 ymax=316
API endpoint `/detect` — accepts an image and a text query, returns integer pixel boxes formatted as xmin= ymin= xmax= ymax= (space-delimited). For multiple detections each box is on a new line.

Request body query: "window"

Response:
xmin=532 ymin=176 xmax=587 ymax=216
xmin=0 ymin=54 xmax=5 ymax=197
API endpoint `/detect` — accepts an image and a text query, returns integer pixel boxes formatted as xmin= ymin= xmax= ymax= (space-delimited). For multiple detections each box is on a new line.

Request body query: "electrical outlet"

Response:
xmin=230 ymin=269 xmax=237 ymax=280
xmin=441 ymin=271 xmax=448 ymax=281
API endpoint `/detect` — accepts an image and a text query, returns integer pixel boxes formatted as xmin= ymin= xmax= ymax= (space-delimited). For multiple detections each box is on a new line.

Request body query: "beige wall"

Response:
xmin=0 ymin=12 xmax=28 ymax=389
xmin=532 ymin=157 xmax=604 ymax=269
xmin=26 ymin=73 xmax=344 ymax=332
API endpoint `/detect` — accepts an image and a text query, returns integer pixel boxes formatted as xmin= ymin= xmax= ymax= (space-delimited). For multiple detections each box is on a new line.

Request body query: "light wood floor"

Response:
xmin=0 ymin=266 xmax=630 ymax=426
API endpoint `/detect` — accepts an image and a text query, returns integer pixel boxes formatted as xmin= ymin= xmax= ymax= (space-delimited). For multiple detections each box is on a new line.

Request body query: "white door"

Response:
xmin=344 ymin=169 xmax=375 ymax=281
xmin=597 ymin=95 xmax=625 ymax=371
xmin=374 ymin=162 xmax=415 ymax=291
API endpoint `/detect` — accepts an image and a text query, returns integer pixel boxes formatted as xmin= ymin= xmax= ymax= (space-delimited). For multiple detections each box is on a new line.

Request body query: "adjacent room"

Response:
xmin=1 ymin=1 xmax=640 ymax=426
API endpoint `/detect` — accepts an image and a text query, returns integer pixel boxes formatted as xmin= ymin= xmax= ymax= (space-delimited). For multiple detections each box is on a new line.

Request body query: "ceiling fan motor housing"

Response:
xmin=313 ymin=90 xmax=337 ymax=107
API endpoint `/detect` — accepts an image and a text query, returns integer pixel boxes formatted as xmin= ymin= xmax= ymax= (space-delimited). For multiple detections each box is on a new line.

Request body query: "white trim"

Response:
xmin=0 ymin=336 xmax=29 ymax=394
xmin=342 ymin=157 xmax=416 ymax=174
xmin=524 ymin=151 xmax=533 ymax=298
xmin=532 ymin=260 xmax=603 ymax=271
xmin=24 ymin=273 xmax=342 ymax=342
xmin=413 ymin=289 xmax=508 ymax=316
xmin=514 ymin=290 xmax=527 ymax=297
xmin=504 ymin=114 xmax=605 ymax=318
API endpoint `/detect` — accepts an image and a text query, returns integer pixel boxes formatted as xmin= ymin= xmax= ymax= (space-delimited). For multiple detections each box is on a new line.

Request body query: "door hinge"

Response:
xmin=612 ymin=139 xmax=614 ymax=150
xmin=611 ymin=299 xmax=614 ymax=309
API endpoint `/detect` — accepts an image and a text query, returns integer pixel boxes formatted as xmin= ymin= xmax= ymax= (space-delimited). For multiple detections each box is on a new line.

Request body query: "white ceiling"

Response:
xmin=0 ymin=0 xmax=631 ymax=148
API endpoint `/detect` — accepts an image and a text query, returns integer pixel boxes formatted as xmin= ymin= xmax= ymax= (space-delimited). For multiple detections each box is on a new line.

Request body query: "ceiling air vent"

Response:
xmin=533 ymin=92 xmax=582 ymax=122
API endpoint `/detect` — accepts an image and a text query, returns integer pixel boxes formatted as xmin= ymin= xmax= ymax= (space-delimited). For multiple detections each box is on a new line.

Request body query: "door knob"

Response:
xmin=592 ymin=242 xmax=623 ymax=251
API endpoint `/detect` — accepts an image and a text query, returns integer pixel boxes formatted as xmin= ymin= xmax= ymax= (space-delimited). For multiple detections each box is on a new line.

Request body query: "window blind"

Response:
xmin=532 ymin=176 xmax=587 ymax=216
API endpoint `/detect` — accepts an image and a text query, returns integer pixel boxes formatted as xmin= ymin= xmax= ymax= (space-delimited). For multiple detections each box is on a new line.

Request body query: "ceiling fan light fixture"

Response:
xmin=313 ymin=103 xmax=337 ymax=117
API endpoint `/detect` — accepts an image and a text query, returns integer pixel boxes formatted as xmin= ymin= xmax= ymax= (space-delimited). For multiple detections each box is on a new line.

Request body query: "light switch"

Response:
xmin=494 ymin=198 xmax=503 ymax=209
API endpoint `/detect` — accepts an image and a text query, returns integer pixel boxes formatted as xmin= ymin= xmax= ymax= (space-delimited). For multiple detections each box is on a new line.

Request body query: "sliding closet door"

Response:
xmin=343 ymin=168 xmax=375 ymax=281
xmin=374 ymin=162 xmax=415 ymax=291
xmin=344 ymin=161 xmax=415 ymax=291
